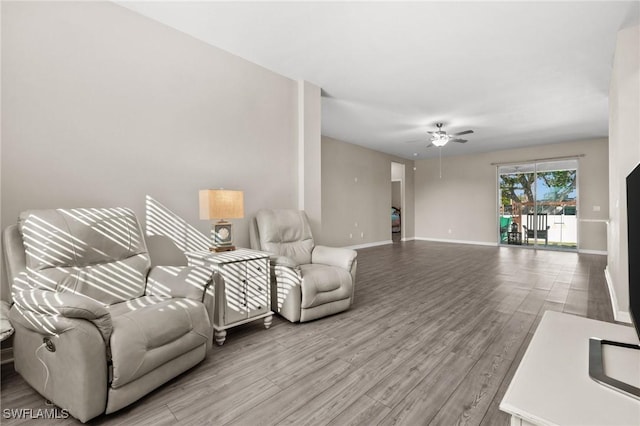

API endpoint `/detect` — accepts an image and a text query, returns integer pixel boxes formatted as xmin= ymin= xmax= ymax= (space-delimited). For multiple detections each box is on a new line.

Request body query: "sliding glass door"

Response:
xmin=498 ymin=159 xmax=578 ymax=250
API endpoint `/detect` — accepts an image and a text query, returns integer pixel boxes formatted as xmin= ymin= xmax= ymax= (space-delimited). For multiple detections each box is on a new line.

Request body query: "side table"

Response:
xmin=186 ymin=248 xmax=273 ymax=345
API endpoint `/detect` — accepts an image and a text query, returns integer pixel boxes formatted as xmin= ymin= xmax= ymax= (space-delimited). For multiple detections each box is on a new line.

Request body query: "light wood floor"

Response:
xmin=1 ymin=241 xmax=615 ymax=425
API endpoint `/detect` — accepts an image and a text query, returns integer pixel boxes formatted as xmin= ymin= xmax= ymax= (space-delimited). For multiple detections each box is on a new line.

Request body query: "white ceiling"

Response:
xmin=119 ymin=1 xmax=639 ymax=160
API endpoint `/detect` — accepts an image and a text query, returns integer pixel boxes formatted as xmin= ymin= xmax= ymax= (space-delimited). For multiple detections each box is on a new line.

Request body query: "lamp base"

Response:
xmin=209 ymin=245 xmax=236 ymax=252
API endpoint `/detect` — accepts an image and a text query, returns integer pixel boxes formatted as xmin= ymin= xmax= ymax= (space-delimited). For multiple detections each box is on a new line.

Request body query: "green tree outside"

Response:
xmin=500 ymin=170 xmax=577 ymax=212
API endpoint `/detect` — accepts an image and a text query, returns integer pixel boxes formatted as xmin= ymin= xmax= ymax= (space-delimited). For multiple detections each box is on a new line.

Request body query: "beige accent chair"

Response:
xmin=250 ymin=209 xmax=357 ymax=322
xmin=2 ymin=208 xmax=214 ymax=422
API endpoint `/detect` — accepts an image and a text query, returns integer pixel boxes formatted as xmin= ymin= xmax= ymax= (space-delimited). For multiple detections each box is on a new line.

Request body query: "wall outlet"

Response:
xmin=355 ymin=222 xmax=358 ymax=227
xmin=448 ymin=228 xmax=452 ymax=234
xmin=593 ymin=205 xmax=601 ymax=212
xmin=354 ymin=177 xmax=358 ymax=183
xmin=349 ymin=233 xmax=353 ymax=239
xmin=360 ymin=232 xmax=364 ymax=238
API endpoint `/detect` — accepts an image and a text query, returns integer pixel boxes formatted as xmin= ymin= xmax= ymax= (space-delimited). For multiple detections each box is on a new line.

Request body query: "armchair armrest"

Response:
xmin=0 ymin=300 xmax=14 ymax=341
xmin=312 ymin=245 xmax=357 ymax=272
xmin=269 ymin=255 xmax=299 ymax=269
xmin=146 ymin=265 xmax=214 ymax=302
xmin=12 ymin=290 xmax=112 ymax=341
xmin=9 ymin=307 xmax=109 ymax=422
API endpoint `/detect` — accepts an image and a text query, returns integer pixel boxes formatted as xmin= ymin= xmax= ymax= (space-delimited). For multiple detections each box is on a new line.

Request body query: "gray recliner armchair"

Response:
xmin=250 ymin=209 xmax=357 ymax=322
xmin=2 ymin=208 xmax=214 ymax=422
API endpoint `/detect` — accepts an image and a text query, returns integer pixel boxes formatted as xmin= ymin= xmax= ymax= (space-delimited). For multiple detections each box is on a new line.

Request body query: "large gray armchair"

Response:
xmin=250 ymin=209 xmax=357 ymax=322
xmin=3 ymin=208 xmax=214 ymax=422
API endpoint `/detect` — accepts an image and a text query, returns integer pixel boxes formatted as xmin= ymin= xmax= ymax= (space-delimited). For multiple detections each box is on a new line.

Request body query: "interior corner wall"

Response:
xmin=607 ymin=25 xmax=640 ymax=323
xmin=0 ymin=2 xmax=298 ymax=300
xmin=320 ymin=136 xmax=415 ymax=248
xmin=298 ymin=81 xmax=322 ymax=236
xmin=414 ymin=138 xmax=609 ymax=248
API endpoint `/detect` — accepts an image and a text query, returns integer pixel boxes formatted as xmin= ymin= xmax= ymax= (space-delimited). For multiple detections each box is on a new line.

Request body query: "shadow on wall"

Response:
xmin=144 ymin=195 xmax=209 ymax=251
xmin=144 ymin=196 xmax=210 ymax=266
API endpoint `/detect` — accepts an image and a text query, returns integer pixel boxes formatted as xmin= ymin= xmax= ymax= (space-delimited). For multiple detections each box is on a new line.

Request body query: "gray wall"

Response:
xmin=320 ymin=136 xmax=415 ymax=247
xmin=1 ymin=1 xmax=299 ymax=299
xmin=607 ymin=25 xmax=640 ymax=322
xmin=414 ymin=138 xmax=609 ymax=251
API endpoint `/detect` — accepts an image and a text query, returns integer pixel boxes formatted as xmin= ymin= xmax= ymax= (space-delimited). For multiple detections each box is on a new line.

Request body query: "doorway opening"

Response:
xmin=391 ymin=162 xmax=405 ymax=243
xmin=498 ymin=159 xmax=578 ymax=250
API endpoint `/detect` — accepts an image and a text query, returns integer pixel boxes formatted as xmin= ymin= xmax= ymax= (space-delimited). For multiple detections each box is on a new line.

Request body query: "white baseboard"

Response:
xmin=400 ymin=237 xmax=415 ymax=242
xmin=344 ymin=240 xmax=393 ymax=250
xmin=414 ymin=237 xmax=498 ymax=247
xmin=414 ymin=238 xmax=608 ymax=254
xmin=604 ymin=266 xmax=632 ymax=324
xmin=1 ymin=347 xmax=14 ymax=365
xmin=578 ymin=249 xmax=608 ymax=255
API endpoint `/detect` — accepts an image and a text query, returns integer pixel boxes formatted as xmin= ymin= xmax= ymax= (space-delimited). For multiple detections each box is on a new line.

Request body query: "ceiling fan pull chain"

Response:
xmin=439 ymin=147 xmax=443 ymax=179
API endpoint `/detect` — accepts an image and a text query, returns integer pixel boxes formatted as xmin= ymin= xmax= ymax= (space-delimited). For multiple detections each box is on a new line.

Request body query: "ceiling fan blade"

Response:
xmin=403 ymin=139 xmax=424 ymax=144
xmin=426 ymin=143 xmax=434 ymax=148
xmin=451 ymin=130 xmax=474 ymax=136
xmin=450 ymin=139 xmax=468 ymax=143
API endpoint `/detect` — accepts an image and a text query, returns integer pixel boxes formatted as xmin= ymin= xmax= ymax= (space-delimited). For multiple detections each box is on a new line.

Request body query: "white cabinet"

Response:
xmin=500 ymin=311 xmax=640 ymax=426
xmin=186 ymin=248 xmax=273 ymax=345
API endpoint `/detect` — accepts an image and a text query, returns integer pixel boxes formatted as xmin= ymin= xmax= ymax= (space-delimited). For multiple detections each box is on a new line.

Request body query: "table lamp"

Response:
xmin=199 ymin=189 xmax=244 ymax=252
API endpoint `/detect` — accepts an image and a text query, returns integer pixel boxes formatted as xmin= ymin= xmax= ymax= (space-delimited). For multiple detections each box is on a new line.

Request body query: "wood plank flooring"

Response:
xmin=0 ymin=241 xmax=617 ymax=425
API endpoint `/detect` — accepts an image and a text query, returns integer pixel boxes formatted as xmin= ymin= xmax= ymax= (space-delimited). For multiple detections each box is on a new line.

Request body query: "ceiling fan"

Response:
xmin=427 ymin=123 xmax=474 ymax=148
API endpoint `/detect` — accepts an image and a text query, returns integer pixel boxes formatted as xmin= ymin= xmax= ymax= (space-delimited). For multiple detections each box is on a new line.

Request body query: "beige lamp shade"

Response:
xmin=199 ymin=189 xmax=244 ymax=220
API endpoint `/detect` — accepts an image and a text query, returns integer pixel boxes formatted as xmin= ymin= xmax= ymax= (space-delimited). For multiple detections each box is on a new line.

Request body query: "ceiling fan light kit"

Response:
xmin=420 ymin=122 xmax=475 ymax=179
xmin=432 ymin=134 xmax=450 ymax=147
xmin=428 ymin=123 xmax=473 ymax=148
